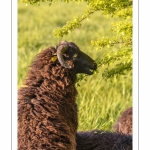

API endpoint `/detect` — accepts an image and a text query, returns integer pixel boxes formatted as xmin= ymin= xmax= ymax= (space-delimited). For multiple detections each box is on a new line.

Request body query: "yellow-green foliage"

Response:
xmin=18 ymin=0 xmax=132 ymax=131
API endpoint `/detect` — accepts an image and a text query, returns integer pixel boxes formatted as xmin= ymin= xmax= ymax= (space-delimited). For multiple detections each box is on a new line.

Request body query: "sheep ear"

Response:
xmin=57 ymin=44 xmax=72 ymax=68
xmin=50 ymin=56 xmax=57 ymax=62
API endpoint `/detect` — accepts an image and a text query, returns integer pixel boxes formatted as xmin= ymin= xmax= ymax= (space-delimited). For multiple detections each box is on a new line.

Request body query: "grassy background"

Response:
xmin=18 ymin=1 xmax=132 ymax=131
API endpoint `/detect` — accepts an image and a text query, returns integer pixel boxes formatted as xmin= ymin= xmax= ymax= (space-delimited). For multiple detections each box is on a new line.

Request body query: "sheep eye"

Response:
xmin=73 ymin=54 xmax=78 ymax=58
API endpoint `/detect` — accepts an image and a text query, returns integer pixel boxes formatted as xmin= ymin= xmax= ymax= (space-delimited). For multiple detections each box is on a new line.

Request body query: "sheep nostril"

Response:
xmin=93 ymin=62 xmax=97 ymax=70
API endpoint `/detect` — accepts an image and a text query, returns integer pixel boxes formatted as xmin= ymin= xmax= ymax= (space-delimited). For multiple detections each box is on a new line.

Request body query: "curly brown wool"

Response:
xmin=76 ymin=130 xmax=132 ymax=150
xmin=113 ymin=107 xmax=132 ymax=135
xmin=18 ymin=41 xmax=97 ymax=150
xmin=18 ymin=47 xmax=78 ymax=150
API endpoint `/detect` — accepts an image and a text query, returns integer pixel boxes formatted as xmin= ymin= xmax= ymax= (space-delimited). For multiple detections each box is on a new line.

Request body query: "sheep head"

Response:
xmin=56 ymin=41 xmax=97 ymax=75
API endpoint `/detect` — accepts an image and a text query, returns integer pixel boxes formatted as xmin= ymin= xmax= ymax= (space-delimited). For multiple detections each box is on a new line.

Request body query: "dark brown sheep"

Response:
xmin=113 ymin=107 xmax=132 ymax=135
xmin=18 ymin=41 xmax=97 ymax=150
xmin=76 ymin=130 xmax=132 ymax=150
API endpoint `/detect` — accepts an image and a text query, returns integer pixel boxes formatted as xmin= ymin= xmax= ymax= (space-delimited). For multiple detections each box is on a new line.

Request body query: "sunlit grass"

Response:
xmin=76 ymin=71 xmax=132 ymax=131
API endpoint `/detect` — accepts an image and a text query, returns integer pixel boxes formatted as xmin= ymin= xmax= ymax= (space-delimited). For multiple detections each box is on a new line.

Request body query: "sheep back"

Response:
xmin=113 ymin=107 xmax=132 ymax=135
xmin=76 ymin=130 xmax=132 ymax=150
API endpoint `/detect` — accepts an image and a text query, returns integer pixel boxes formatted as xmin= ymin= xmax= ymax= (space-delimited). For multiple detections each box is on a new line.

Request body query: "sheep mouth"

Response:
xmin=85 ymin=63 xmax=97 ymax=75
xmin=76 ymin=62 xmax=97 ymax=75
xmin=85 ymin=68 xmax=96 ymax=75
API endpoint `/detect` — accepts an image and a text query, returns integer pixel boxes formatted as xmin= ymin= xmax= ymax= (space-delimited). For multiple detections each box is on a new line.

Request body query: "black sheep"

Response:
xmin=76 ymin=130 xmax=132 ymax=150
xmin=18 ymin=41 xmax=97 ymax=150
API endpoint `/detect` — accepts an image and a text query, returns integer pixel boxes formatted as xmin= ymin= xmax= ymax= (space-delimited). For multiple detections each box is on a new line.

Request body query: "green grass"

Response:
xmin=18 ymin=1 xmax=132 ymax=131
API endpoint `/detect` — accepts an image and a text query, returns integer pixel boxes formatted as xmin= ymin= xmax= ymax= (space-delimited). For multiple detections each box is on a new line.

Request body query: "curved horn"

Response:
xmin=57 ymin=42 xmax=72 ymax=68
